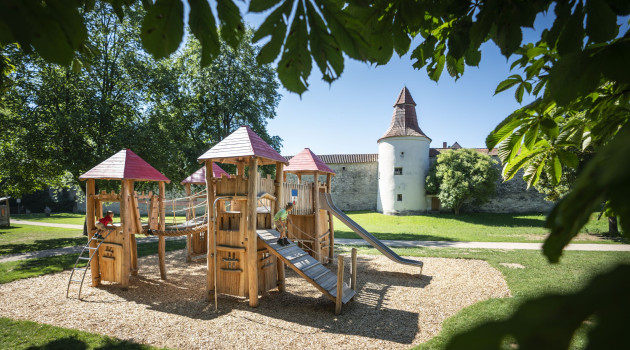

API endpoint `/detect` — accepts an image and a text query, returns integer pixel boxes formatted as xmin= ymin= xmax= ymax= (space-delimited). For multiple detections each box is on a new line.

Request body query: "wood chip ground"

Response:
xmin=0 ymin=250 xmax=510 ymax=349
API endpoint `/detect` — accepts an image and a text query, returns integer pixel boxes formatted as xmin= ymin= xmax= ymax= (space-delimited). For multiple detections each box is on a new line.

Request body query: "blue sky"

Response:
xmin=258 ymin=16 xmax=554 ymax=157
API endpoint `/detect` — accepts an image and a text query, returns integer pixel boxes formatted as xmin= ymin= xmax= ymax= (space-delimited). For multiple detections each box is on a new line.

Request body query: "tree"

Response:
xmin=3 ymin=0 xmax=630 ymax=347
xmin=426 ymin=149 xmax=499 ymax=215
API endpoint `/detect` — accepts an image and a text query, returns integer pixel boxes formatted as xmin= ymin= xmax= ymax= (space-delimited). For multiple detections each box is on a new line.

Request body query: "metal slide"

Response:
xmin=319 ymin=193 xmax=423 ymax=270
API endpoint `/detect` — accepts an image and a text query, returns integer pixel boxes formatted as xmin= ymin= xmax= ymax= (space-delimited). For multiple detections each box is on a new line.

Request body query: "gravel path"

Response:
xmin=0 ymin=250 xmax=510 ymax=349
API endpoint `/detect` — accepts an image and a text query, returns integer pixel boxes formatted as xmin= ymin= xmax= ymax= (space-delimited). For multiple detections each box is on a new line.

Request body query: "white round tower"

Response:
xmin=377 ymin=87 xmax=431 ymax=215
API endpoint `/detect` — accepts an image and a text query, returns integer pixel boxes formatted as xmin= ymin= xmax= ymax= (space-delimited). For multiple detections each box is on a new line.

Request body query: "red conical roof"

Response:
xmin=285 ymin=148 xmax=335 ymax=174
xmin=379 ymin=87 xmax=431 ymax=142
xmin=80 ymin=149 xmax=170 ymax=183
xmin=181 ymin=163 xmax=230 ymax=185
xmin=197 ymin=126 xmax=288 ymax=165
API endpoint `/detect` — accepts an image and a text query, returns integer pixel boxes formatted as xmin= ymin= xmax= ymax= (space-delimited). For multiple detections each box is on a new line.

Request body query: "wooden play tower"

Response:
xmin=77 ymin=149 xmax=170 ymax=290
xmin=200 ymin=126 xmax=355 ymax=311
xmin=181 ymin=164 xmax=229 ymax=262
xmin=284 ymin=148 xmax=336 ymax=264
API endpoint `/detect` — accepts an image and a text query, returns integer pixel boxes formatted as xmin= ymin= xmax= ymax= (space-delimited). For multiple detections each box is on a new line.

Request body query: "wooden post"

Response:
xmin=237 ymin=162 xmax=245 ymax=177
xmin=312 ymin=176 xmax=321 ymax=263
xmin=185 ymin=183 xmax=192 ymax=262
xmin=335 ymin=254 xmax=344 ymax=315
xmin=86 ymin=179 xmax=100 ymax=287
xmin=247 ymin=157 xmax=259 ymax=307
xmin=158 ymin=181 xmax=167 ymax=280
xmin=129 ymin=182 xmax=138 ymax=276
xmin=275 ymin=162 xmax=285 ymax=292
xmin=120 ymin=180 xmax=131 ymax=289
xmin=326 ymin=174 xmax=335 ymax=262
xmin=351 ymin=248 xmax=357 ymax=291
xmin=206 ymin=160 xmax=216 ymax=301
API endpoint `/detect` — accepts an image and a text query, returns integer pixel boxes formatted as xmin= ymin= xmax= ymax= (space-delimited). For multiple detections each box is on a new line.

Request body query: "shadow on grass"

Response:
xmin=24 ymin=335 xmax=151 ymax=350
xmin=0 ymin=237 xmax=86 ymax=255
xmin=335 ymin=231 xmax=457 ymax=241
xmin=437 ymin=212 xmax=546 ymax=227
xmin=13 ymin=213 xmax=84 ymax=221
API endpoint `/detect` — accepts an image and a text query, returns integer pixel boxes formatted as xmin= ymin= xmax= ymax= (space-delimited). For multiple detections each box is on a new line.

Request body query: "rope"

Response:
xmin=287 ymin=217 xmax=331 ymax=262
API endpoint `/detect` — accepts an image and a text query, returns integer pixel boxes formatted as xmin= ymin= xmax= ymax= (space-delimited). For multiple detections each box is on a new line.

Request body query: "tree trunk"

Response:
xmin=608 ymin=216 xmax=619 ymax=237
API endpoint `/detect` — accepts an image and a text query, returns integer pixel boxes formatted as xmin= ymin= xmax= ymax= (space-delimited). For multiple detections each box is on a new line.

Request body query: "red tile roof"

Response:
xmin=181 ymin=163 xmax=230 ymax=184
xmin=285 ymin=154 xmax=378 ymax=164
xmin=80 ymin=149 xmax=170 ymax=183
xmin=285 ymin=148 xmax=335 ymax=174
xmin=379 ymin=87 xmax=431 ymax=142
xmin=198 ymin=126 xmax=288 ymax=165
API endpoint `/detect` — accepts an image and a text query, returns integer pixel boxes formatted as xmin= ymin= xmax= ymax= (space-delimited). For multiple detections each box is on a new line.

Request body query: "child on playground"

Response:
xmin=93 ymin=210 xmax=114 ymax=240
xmin=274 ymin=202 xmax=294 ymax=246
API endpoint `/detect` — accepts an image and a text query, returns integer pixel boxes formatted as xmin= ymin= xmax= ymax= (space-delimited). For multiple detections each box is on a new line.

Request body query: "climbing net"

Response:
xmin=286 ymin=217 xmax=331 ymax=263
xmin=139 ymin=189 xmax=210 ymax=236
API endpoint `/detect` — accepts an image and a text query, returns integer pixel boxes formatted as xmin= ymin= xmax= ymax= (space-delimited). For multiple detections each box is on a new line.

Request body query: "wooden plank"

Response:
xmin=86 ymin=179 xmax=100 ymax=287
xmin=216 ymin=245 xmax=246 ymax=252
xmin=247 ymin=157 xmax=259 ymax=307
xmin=206 ymin=160 xmax=216 ymax=301
xmin=158 ymin=181 xmax=167 ymax=280
xmin=312 ymin=179 xmax=321 ymax=263
xmin=335 ymin=254 xmax=344 ymax=315
xmin=120 ymin=180 xmax=131 ymax=289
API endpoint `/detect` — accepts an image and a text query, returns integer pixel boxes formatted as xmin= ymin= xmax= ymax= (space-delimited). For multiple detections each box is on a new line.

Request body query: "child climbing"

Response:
xmin=274 ymin=202 xmax=294 ymax=246
xmin=93 ymin=210 xmax=114 ymax=240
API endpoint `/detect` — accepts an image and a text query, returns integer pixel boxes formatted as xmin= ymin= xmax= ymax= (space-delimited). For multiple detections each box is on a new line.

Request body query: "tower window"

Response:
xmin=397 ymin=194 xmax=403 ymax=201
xmin=394 ymin=167 xmax=403 ymax=175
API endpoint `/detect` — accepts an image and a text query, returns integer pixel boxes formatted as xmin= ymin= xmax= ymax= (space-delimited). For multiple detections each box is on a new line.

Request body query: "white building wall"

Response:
xmin=377 ymin=136 xmax=431 ymax=215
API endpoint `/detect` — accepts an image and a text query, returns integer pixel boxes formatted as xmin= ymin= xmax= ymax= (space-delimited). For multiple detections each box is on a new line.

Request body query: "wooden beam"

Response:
xmin=275 ymin=162 xmax=285 ymax=292
xmin=158 ymin=181 xmax=167 ymax=280
xmin=237 ymin=162 xmax=245 ymax=178
xmin=185 ymin=183 xmax=192 ymax=262
xmin=120 ymin=180 xmax=131 ymax=289
xmin=335 ymin=254 xmax=344 ymax=315
xmin=247 ymin=157 xmax=259 ymax=307
xmin=351 ymin=248 xmax=357 ymax=291
xmin=86 ymin=179 xmax=100 ymax=287
xmin=130 ymin=185 xmax=138 ymax=276
xmin=206 ymin=160 xmax=216 ymax=301
xmin=312 ymin=176 xmax=321 ymax=263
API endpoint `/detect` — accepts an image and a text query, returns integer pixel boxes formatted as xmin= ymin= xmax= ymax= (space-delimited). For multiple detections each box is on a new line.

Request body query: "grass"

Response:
xmin=0 ymin=239 xmax=186 ymax=284
xmin=13 ymin=213 xmax=86 ymax=225
xmin=0 ymin=224 xmax=84 ymax=256
xmin=337 ymin=246 xmax=630 ymax=349
xmin=0 ymin=317 xmax=166 ymax=349
xmin=332 ymin=211 xmax=621 ymax=243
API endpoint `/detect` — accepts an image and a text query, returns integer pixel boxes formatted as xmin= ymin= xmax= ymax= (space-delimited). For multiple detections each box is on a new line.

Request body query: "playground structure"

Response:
xmin=181 ymin=164 xmax=229 ymax=262
xmin=70 ymin=127 xmax=421 ymax=313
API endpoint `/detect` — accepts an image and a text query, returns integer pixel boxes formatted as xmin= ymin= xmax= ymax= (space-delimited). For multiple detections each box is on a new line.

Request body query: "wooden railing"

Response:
xmin=282 ymin=182 xmax=313 ymax=214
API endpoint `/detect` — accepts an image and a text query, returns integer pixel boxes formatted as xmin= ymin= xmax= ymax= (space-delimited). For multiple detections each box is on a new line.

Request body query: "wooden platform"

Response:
xmin=257 ymin=229 xmax=355 ymax=304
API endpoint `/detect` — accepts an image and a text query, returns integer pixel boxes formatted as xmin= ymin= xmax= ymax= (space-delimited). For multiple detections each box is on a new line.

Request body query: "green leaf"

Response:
xmin=599 ymin=40 xmax=630 ymax=84
xmin=515 ymin=83 xmax=525 ymax=103
xmin=249 ymin=0 xmax=283 ymax=13
xmin=551 ymin=155 xmax=562 ymax=185
xmin=188 ymin=0 xmax=220 ymax=66
xmin=493 ymin=20 xmax=523 ymax=57
xmin=277 ymin=1 xmax=311 ymax=94
xmin=586 ymin=0 xmax=618 ymax=43
xmin=557 ymin=150 xmax=579 ymax=168
xmin=306 ymin=1 xmax=344 ymax=83
xmin=523 ymin=123 xmax=539 ymax=150
xmin=557 ymin=3 xmax=584 ymax=56
xmin=525 ymin=58 xmax=545 ymax=79
xmin=428 ymin=54 xmax=445 ymax=82
xmin=547 ymin=52 xmax=600 ymax=106
xmin=445 ymin=55 xmax=464 ymax=79
xmin=411 ymin=36 xmax=437 ymax=70
xmin=464 ymin=47 xmax=481 ymax=66
xmin=532 ymin=79 xmax=546 ymax=96
xmin=494 ymin=74 xmax=522 ymax=95
xmin=252 ymin=1 xmax=292 ymax=64
xmin=544 ymin=126 xmax=630 ymax=262
xmin=447 ymin=17 xmax=472 ymax=59
xmin=605 ymin=0 xmax=630 ymax=15
xmin=486 ymin=111 xmax=524 ymax=149
xmin=216 ymin=0 xmax=244 ymax=49
xmin=320 ymin=1 xmax=369 ymax=62
xmin=141 ymin=0 xmax=184 ymax=59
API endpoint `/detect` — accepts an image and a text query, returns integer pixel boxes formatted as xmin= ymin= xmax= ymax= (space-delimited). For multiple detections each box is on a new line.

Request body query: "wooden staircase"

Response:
xmin=257 ymin=229 xmax=355 ymax=305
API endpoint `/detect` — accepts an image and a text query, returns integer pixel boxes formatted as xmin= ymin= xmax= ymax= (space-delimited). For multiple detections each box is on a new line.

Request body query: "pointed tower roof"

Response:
xmin=80 ymin=149 xmax=171 ymax=183
xmin=181 ymin=164 xmax=230 ymax=185
xmin=197 ymin=126 xmax=288 ymax=165
xmin=285 ymin=148 xmax=335 ymax=174
xmin=379 ymin=87 xmax=431 ymax=142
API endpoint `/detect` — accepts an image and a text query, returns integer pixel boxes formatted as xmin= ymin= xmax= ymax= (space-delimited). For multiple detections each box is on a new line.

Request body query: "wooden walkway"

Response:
xmin=257 ymin=229 xmax=355 ymax=304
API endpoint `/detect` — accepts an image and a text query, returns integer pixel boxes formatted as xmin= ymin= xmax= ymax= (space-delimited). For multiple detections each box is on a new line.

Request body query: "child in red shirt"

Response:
xmin=94 ymin=211 xmax=114 ymax=240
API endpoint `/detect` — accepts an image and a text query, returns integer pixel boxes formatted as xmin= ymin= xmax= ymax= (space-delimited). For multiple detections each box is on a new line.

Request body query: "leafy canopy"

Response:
xmin=426 ymin=149 xmax=500 ymax=215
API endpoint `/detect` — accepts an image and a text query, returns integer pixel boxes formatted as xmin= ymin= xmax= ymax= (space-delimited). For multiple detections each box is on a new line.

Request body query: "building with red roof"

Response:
xmin=80 ymin=149 xmax=170 ymax=183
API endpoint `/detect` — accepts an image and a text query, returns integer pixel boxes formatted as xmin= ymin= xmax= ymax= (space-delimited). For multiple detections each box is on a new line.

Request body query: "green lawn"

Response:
xmin=0 ymin=317 xmax=165 ymax=349
xmin=0 ymin=224 xmax=84 ymax=256
xmin=13 ymin=213 xmax=86 ymax=225
xmin=333 ymin=211 xmax=620 ymax=243
xmin=336 ymin=246 xmax=630 ymax=349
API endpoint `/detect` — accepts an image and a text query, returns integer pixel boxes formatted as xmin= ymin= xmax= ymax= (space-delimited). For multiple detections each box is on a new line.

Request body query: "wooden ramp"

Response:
xmin=257 ymin=229 xmax=355 ymax=304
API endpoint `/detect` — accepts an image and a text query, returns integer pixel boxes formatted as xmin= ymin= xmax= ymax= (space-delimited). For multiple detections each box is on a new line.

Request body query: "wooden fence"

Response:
xmin=282 ymin=182 xmax=313 ymax=215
